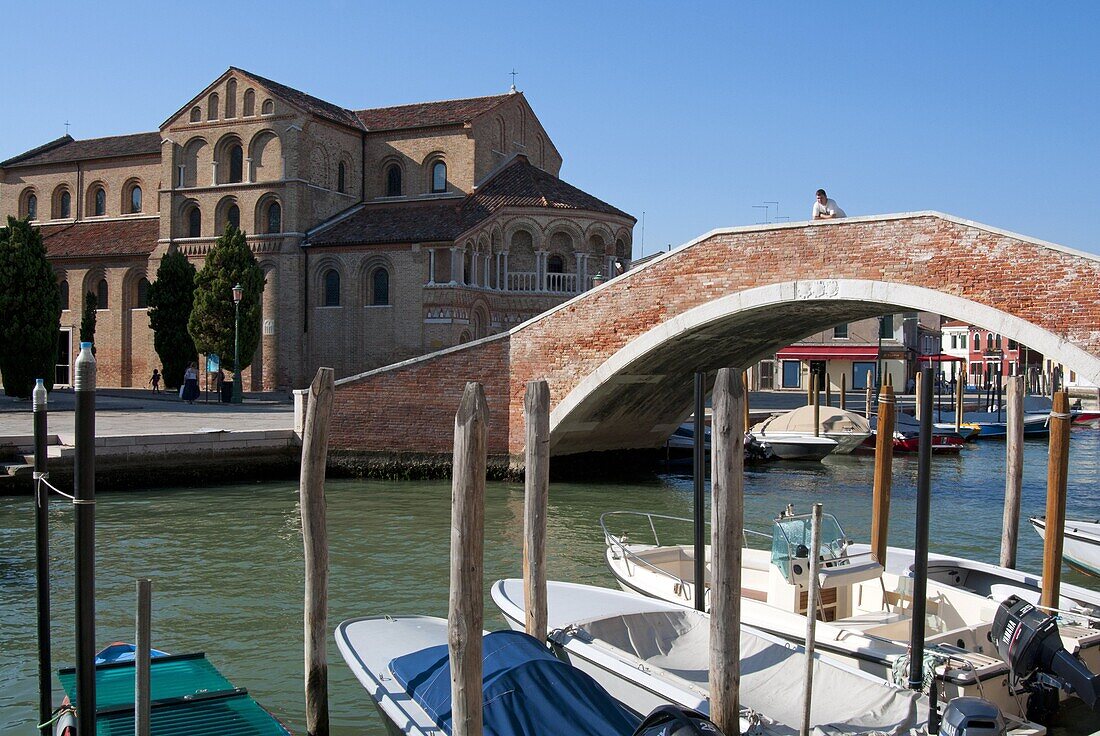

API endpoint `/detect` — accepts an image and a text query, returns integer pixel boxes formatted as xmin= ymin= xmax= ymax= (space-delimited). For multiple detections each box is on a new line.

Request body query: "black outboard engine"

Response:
xmin=939 ymin=697 xmax=1006 ymax=736
xmin=632 ymin=705 xmax=723 ymax=735
xmin=993 ymin=595 xmax=1100 ymax=722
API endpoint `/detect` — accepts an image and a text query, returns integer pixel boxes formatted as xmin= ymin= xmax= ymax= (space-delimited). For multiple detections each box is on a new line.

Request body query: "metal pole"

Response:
xmin=232 ymin=299 xmax=243 ymax=403
xmin=135 ymin=579 xmax=151 ymax=736
xmin=800 ymin=503 xmax=823 ymax=736
xmin=693 ymin=371 xmax=706 ymax=613
xmin=33 ymin=379 xmax=52 ymax=736
xmin=74 ymin=342 xmax=97 ymax=736
xmin=908 ymin=367 xmax=934 ymax=695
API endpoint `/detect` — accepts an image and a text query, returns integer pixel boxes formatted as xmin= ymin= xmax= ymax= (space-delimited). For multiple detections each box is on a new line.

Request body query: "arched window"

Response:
xmin=59 ymin=190 xmax=71 ymax=218
xmin=986 ymin=333 xmax=994 ymax=351
xmin=266 ymin=201 xmax=281 ymax=233
xmin=96 ymin=279 xmax=109 ymax=310
xmin=371 ymin=267 xmax=390 ymax=306
xmin=431 ymin=161 xmax=447 ymax=193
xmin=227 ymin=205 xmax=240 ymax=231
xmin=547 ymin=254 xmax=565 ymax=273
xmin=337 ymin=162 xmax=346 ymax=193
xmin=243 ymin=89 xmax=256 ymax=116
xmin=385 ymin=165 xmax=402 ymax=197
xmin=190 ymin=106 xmax=201 ymax=123
xmin=93 ymin=187 xmax=106 ymax=216
xmin=59 ymin=280 xmax=69 ymax=311
xmin=261 ymin=99 xmax=274 ymax=115
xmin=129 ymin=185 xmax=142 ymax=214
xmin=228 ymin=144 xmax=243 ymax=183
xmin=208 ymin=92 xmax=219 ymax=120
xmin=496 ymin=117 xmax=505 ymax=151
xmin=225 ymin=79 xmax=237 ymax=118
xmin=973 ymin=333 xmax=980 ymax=351
xmin=323 ymin=269 xmax=340 ymax=307
xmin=136 ymin=278 xmax=150 ymax=308
xmin=26 ymin=193 xmax=37 ymax=220
xmin=187 ymin=206 xmax=201 ymax=237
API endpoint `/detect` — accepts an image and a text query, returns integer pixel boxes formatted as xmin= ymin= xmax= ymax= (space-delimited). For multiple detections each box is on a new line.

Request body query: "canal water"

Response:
xmin=1 ymin=430 xmax=1097 ymax=735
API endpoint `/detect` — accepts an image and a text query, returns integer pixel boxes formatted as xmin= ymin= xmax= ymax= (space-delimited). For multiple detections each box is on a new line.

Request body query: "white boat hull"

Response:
xmin=1031 ymin=517 xmax=1100 ymax=578
xmin=755 ymin=433 xmax=838 ymax=460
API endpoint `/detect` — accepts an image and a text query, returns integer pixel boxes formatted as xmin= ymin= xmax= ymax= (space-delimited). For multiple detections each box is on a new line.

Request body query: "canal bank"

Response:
xmin=2 ymin=429 xmax=1098 ymax=735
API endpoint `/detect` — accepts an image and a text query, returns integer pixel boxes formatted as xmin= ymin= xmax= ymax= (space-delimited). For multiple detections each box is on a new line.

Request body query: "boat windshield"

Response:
xmin=771 ymin=512 xmax=847 ymax=580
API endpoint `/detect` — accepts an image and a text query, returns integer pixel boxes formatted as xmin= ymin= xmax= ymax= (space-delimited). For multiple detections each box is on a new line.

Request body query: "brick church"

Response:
xmin=0 ymin=68 xmax=634 ymax=390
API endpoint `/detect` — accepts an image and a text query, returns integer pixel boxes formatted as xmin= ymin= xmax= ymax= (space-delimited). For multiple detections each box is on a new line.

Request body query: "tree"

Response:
xmin=80 ymin=292 xmax=97 ymax=346
xmin=188 ymin=224 xmax=265 ymax=374
xmin=147 ymin=249 xmax=198 ymax=389
xmin=0 ymin=217 xmax=62 ymax=397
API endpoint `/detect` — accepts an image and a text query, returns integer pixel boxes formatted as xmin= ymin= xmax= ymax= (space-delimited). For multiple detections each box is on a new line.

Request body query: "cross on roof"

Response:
xmin=509 ymin=69 xmax=518 ymax=92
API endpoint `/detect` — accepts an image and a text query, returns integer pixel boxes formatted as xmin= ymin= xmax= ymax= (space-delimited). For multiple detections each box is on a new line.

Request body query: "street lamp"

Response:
xmin=231 ymin=283 xmax=243 ymax=404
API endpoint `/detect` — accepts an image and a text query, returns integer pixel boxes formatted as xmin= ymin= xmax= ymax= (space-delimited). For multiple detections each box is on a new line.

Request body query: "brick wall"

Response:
xmin=330 ymin=214 xmax=1100 ymax=459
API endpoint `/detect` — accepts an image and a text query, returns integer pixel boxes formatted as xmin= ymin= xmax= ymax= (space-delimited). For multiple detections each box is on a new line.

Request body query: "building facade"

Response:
xmin=0 ymin=68 xmax=634 ymax=390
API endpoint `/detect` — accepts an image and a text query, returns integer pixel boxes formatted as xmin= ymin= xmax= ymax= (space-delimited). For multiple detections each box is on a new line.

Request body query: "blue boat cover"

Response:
xmin=390 ymin=630 xmax=640 ymax=736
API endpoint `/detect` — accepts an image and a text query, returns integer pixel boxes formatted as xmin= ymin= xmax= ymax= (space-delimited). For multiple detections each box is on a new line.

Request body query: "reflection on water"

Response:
xmin=1 ymin=430 xmax=1097 ymax=734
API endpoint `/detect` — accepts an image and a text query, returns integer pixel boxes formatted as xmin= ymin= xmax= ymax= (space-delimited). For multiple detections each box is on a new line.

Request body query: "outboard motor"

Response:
xmin=938 ymin=697 xmax=1006 ymax=736
xmin=993 ymin=594 xmax=1100 ymax=722
xmin=632 ymin=705 xmax=723 ymax=735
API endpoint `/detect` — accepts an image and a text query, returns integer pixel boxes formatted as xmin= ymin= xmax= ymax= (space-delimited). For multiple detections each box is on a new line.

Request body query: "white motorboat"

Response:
xmin=492 ymin=578 xmax=1045 ymax=736
xmin=599 ymin=509 xmax=1100 ymax=723
xmin=1031 ymin=516 xmax=1100 ymax=578
xmin=335 ymin=614 xmax=651 ymax=736
xmin=850 ymin=542 xmax=1100 ymax=621
xmin=756 ymin=433 xmax=838 ymax=461
xmin=751 ymin=405 xmax=871 ymax=454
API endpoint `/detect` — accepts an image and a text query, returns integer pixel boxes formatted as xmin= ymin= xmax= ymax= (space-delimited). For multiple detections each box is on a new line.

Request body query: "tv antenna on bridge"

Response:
xmin=753 ymin=201 xmax=789 ymax=225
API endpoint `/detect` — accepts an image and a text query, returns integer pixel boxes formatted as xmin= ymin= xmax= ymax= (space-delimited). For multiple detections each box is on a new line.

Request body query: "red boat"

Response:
xmin=860 ymin=431 xmax=964 ymax=454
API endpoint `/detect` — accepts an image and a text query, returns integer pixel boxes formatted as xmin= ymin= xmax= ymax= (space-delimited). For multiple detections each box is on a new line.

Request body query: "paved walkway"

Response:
xmin=0 ymin=387 xmax=293 ymax=444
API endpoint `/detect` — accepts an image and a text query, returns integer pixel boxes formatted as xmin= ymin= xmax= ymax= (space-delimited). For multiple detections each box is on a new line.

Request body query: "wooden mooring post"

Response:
xmin=710 ymin=368 xmax=743 ymax=736
xmin=1041 ymin=391 xmax=1071 ymax=610
xmin=1000 ymin=376 xmax=1024 ymax=569
xmin=450 ymin=383 xmax=489 ymax=736
xmin=870 ymin=385 xmax=895 ymax=564
xmin=742 ymin=371 xmax=750 ymax=432
xmin=839 ymin=373 xmax=846 ymax=411
xmin=824 ymin=373 xmax=832 ymax=408
xmin=523 ymin=381 xmax=550 ymax=642
xmin=954 ymin=374 xmax=965 ymax=433
xmin=865 ymin=371 xmax=873 ymax=418
xmin=300 ymin=367 xmax=335 ymax=736
xmin=800 ymin=503 xmax=824 ymax=736
xmin=914 ymin=371 xmax=922 ymax=422
xmin=811 ymin=375 xmax=820 ymax=437
xmin=135 ymin=579 xmax=152 ymax=736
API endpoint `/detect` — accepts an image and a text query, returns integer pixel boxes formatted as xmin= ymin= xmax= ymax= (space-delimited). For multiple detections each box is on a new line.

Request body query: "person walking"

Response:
xmin=812 ymin=189 xmax=846 ymax=219
xmin=149 ymin=368 xmax=161 ymax=393
xmin=181 ymin=362 xmax=200 ymax=404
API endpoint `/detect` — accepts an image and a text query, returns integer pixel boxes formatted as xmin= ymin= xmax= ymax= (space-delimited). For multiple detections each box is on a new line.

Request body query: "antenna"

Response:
xmin=752 ymin=204 xmax=770 ymax=224
xmin=509 ymin=69 xmax=518 ymax=92
xmin=765 ymin=201 xmax=789 ymax=223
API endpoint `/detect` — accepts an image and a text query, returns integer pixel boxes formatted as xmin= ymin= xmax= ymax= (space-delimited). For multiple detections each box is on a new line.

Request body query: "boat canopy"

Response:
xmin=771 ymin=512 xmax=847 ymax=581
xmin=389 ymin=629 xmax=640 ymax=736
xmin=754 ymin=405 xmax=871 ymax=436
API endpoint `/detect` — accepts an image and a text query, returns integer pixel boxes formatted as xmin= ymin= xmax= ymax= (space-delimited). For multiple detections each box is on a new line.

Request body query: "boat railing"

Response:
xmin=599 ymin=510 xmax=771 ymax=596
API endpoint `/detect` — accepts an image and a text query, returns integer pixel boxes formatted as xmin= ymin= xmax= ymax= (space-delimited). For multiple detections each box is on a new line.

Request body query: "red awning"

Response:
xmin=775 ymin=345 xmax=880 ymax=361
xmin=918 ymin=353 xmax=966 ymax=363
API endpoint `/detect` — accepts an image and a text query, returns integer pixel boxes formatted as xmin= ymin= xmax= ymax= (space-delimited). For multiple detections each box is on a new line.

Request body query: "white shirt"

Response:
xmin=812 ymin=198 xmax=846 ymax=219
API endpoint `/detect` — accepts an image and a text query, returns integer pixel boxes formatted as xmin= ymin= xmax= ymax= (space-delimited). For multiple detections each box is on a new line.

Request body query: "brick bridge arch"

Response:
xmin=330 ymin=212 xmax=1100 ymax=466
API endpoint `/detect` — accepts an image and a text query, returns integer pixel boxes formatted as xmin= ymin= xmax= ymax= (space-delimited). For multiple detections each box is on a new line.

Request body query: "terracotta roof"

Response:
xmin=309 ymin=156 xmax=632 ymax=247
xmin=355 ymin=94 xmax=513 ymax=132
xmin=38 ymin=218 xmax=159 ymax=259
xmin=1 ymin=132 xmax=161 ymax=168
xmin=233 ymin=67 xmax=363 ymax=130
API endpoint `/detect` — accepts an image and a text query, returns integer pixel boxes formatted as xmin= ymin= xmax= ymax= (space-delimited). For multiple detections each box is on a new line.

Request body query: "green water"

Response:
xmin=1 ymin=431 xmax=1098 ymax=734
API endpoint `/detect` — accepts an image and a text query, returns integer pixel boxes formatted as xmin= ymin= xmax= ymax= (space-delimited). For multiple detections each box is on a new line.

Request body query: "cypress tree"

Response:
xmin=0 ymin=217 xmax=62 ymax=397
xmin=147 ymin=249 xmax=198 ymax=389
xmin=80 ymin=292 xmax=97 ymax=346
xmin=188 ymin=224 xmax=265 ymax=374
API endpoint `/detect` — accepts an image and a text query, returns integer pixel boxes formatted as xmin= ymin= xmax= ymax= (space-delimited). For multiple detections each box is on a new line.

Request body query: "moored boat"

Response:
xmin=751 ymin=405 xmax=871 ymax=454
xmin=1031 ymin=516 xmax=1100 ymax=578
xmin=756 ymin=433 xmax=837 ymax=460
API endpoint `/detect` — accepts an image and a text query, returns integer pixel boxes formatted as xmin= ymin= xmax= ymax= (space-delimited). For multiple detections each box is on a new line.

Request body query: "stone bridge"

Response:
xmin=329 ymin=212 xmax=1100 ymax=467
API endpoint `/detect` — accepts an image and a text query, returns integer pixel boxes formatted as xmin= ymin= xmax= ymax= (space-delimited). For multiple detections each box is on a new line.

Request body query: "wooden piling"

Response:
xmin=811 ymin=375 xmax=820 ymax=437
xmin=914 ymin=371 xmax=922 ymax=422
xmin=865 ymin=371 xmax=873 ymax=418
xmin=135 ymin=579 xmax=152 ymax=736
xmin=870 ymin=385 xmax=895 ymax=565
xmin=523 ymin=381 xmax=550 ymax=642
xmin=300 ymin=367 xmax=335 ymax=736
xmin=449 ymin=383 xmax=489 ymax=736
xmin=1000 ymin=376 xmax=1024 ymax=569
xmin=824 ymin=373 xmax=832 ymax=408
xmin=710 ymin=368 xmax=743 ymax=736
xmin=800 ymin=503 xmax=824 ymax=736
xmin=954 ymin=374 xmax=965 ymax=433
xmin=742 ymin=371 xmax=750 ymax=432
xmin=839 ymin=373 xmax=846 ymax=411
xmin=1041 ymin=391 xmax=1071 ymax=611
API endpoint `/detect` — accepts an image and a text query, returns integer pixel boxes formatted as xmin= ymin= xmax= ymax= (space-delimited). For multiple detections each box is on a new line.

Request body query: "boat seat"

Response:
xmin=834 ymin=609 xmax=907 ymax=633
xmin=818 ymin=559 xmax=884 ymax=589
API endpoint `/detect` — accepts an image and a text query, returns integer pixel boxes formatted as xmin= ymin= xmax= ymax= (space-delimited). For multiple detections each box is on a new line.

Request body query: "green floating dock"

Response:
xmin=58 ymin=652 xmax=291 ymax=735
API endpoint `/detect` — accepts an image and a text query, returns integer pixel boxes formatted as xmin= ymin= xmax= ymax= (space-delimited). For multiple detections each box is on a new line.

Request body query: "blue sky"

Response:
xmin=3 ymin=2 xmax=1097 ymax=256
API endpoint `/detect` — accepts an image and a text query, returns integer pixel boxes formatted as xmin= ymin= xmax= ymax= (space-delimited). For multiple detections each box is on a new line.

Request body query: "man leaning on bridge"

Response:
xmin=812 ymin=189 xmax=846 ymax=219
